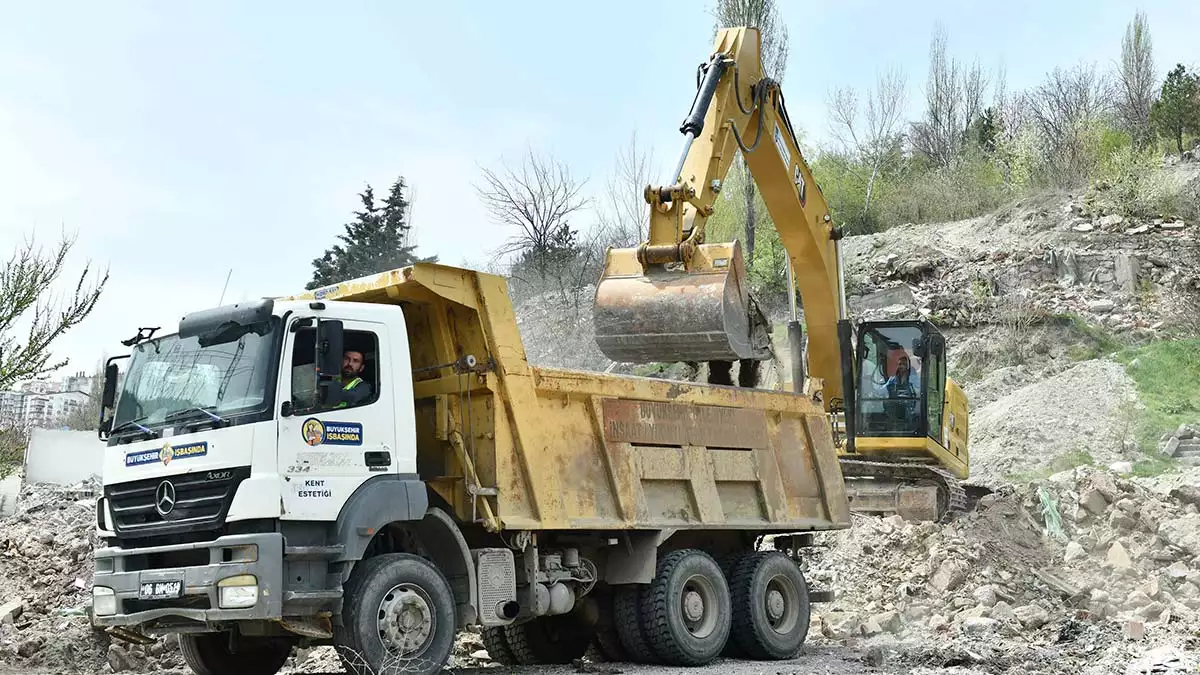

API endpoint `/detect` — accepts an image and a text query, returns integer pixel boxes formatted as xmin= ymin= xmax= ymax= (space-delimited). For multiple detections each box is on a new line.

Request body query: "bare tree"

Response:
xmin=595 ymin=133 xmax=655 ymax=250
xmin=1028 ymin=64 xmax=1113 ymax=186
xmin=0 ymin=234 xmax=107 ymax=391
xmin=476 ymin=148 xmax=588 ymax=286
xmin=910 ymin=24 xmax=989 ymax=167
xmin=1116 ymin=11 xmax=1156 ymax=150
xmin=827 ymin=67 xmax=907 ymax=214
xmin=711 ymin=0 xmax=789 ymax=263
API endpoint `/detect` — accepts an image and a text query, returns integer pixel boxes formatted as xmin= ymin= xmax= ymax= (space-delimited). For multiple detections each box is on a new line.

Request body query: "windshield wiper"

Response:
xmin=163 ymin=406 xmax=228 ymax=427
xmin=110 ymin=417 xmax=157 ymax=438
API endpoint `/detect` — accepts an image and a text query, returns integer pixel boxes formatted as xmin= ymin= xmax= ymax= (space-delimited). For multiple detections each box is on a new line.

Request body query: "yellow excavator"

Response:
xmin=593 ymin=26 xmax=973 ymax=521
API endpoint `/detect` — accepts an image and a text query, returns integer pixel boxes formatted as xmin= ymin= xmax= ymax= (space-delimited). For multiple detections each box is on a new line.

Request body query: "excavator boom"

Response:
xmin=593 ymin=27 xmax=846 ymax=404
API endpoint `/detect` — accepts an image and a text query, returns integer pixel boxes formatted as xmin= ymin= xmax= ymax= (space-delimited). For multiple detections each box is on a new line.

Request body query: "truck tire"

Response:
xmin=613 ymin=586 xmax=658 ymax=664
xmin=480 ymin=626 xmax=516 ymax=664
xmin=728 ymin=551 xmax=810 ymax=660
xmin=503 ymin=614 xmax=591 ymax=664
xmin=179 ymin=633 xmax=292 ymax=675
xmin=639 ymin=549 xmax=731 ymax=666
xmin=718 ymin=554 xmax=747 ymax=658
xmin=590 ymin=591 xmax=628 ymax=662
xmin=333 ymin=553 xmax=456 ymax=675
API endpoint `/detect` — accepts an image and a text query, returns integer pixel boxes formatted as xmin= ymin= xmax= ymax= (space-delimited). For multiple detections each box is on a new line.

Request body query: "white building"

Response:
xmin=0 ymin=372 xmax=96 ymax=429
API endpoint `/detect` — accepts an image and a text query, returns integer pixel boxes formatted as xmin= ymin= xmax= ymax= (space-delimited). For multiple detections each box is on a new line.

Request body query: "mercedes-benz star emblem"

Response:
xmin=155 ymin=480 xmax=177 ymax=517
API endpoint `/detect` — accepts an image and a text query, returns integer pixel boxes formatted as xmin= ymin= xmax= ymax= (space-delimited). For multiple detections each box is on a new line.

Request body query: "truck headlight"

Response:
xmin=217 ymin=574 xmax=258 ymax=609
xmin=93 ymin=587 xmax=117 ymax=616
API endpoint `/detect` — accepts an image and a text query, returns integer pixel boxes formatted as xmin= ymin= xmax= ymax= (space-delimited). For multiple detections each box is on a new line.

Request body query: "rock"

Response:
xmin=1170 ymin=485 xmax=1200 ymax=507
xmin=863 ymin=645 xmax=887 ymax=668
xmin=1138 ymin=601 xmax=1166 ymax=619
xmin=1064 ymin=541 xmax=1087 ymax=563
xmin=1163 ymin=436 xmax=1182 ymax=457
xmin=1109 ymin=461 xmax=1133 ymax=474
xmin=820 ymin=612 xmax=861 ymax=640
xmin=1086 ymin=299 xmax=1115 ymax=313
xmin=1106 ymin=541 xmax=1133 ymax=570
xmin=1126 ymin=224 xmax=1151 ymax=235
xmin=972 ymin=585 xmax=998 ymax=607
xmin=869 ymin=610 xmax=902 ymax=633
xmin=1109 ymin=510 xmax=1138 ymax=531
xmin=1165 ymin=562 xmax=1190 ymax=579
xmin=931 ymin=559 xmax=968 ymax=592
xmin=1143 ymin=577 xmax=1161 ymax=599
xmin=1080 ymin=488 xmax=1111 ymax=516
xmin=962 ymin=617 xmax=998 ymax=634
xmin=956 ymin=605 xmax=989 ymax=622
xmin=1160 ymin=221 xmax=1186 ymax=230
xmin=16 ymin=638 xmax=43 ymax=659
xmin=1124 ymin=590 xmax=1152 ymax=610
xmin=0 ymin=599 xmax=23 ymax=624
xmin=469 ymin=649 xmax=490 ymax=661
xmin=106 ymin=644 xmax=137 ymax=672
xmin=1073 ymin=223 xmax=1095 ymax=232
xmin=1099 ymin=214 xmax=1126 ymax=227
xmin=990 ymin=600 xmax=1017 ymax=622
xmin=928 ymin=614 xmax=949 ymax=631
xmin=1013 ymin=604 xmax=1050 ymax=629
xmin=1124 ymin=619 xmax=1145 ymax=641
xmin=861 ymin=617 xmax=883 ymax=636
xmin=1158 ymin=514 xmax=1200 ymax=556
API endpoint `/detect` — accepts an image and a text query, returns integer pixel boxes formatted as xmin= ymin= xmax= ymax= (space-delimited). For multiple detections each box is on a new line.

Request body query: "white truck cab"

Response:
xmin=92 ymin=298 xmax=443 ymax=674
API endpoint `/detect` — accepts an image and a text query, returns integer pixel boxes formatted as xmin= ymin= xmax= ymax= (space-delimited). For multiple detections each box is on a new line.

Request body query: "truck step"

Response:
xmin=284 ymin=545 xmax=345 ymax=560
xmin=283 ymin=590 xmax=343 ymax=603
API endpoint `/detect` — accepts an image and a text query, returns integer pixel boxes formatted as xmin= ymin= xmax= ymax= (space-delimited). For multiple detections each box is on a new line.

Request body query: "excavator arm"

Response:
xmin=594 ymin=26 xmax=849 ymax=407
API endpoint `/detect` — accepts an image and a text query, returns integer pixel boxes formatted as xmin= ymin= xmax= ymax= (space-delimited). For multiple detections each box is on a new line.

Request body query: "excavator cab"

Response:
xmin=850 ymin=320 xmax=968 ymax=476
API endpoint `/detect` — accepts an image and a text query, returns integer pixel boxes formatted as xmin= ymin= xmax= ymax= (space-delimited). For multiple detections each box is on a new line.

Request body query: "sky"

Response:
xmin=0 ymin=0 xmax=1196 ymax=376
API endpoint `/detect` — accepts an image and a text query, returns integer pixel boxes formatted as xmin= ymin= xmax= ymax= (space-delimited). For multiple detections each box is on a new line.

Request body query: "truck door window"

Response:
xmin=290 ymin=327 xmax=380 ymax=414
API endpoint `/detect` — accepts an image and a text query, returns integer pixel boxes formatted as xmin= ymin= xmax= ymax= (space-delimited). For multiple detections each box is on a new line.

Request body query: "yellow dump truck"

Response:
xmin=92 ymin=262 xmax=850 ymax=674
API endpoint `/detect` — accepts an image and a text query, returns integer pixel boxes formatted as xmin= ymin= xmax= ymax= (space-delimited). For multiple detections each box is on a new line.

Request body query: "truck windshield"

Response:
xmin=111 ymin=320 xmax=280 ymax=436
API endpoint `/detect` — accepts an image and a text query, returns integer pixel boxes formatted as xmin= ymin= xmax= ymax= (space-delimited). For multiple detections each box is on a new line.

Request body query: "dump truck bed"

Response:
xmin=288 ymin=263 xmax=850 ymax=534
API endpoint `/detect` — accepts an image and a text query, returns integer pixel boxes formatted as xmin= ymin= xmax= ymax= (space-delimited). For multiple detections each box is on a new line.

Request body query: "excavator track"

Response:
xmin=838 ymin=458 xmax=969 ymax=523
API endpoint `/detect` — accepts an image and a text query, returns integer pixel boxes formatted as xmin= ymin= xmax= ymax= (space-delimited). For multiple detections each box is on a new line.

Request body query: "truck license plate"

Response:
xmin=138 ymin=580 xmax=182 ymax=600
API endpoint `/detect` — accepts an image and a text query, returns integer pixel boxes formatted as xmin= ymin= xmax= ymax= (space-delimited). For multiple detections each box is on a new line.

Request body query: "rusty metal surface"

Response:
xmin=593 ymin=244 xmax=771 ymax=363
xmin=601 ymin=399 xmax=768 ymax=449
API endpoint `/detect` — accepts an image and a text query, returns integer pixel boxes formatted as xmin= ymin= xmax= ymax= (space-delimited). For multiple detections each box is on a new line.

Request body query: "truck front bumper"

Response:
xmin=91 ymin=532 xmax=284 ymax=628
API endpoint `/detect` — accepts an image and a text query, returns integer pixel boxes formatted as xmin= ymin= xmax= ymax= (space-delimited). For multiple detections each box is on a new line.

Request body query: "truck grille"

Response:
xmin=105 ymin=467 xmax=251 ymax=539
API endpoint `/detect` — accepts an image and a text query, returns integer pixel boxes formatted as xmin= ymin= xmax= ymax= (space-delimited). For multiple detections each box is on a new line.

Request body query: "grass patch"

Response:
xmin=1053 ymin=313 xmax=1123 ymax=362
xmin=1008 ymin=450 xmax=1096 ymax=483
xmin=1131 ymin=455 xmax=1178 ymax=478
xmin=1114 ymin=338 xmax=1200 ymax=452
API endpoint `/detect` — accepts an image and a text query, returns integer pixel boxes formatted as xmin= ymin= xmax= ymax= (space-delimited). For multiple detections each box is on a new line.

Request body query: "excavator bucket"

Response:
xmin=593 ymin=240 xmax=772 ymax=363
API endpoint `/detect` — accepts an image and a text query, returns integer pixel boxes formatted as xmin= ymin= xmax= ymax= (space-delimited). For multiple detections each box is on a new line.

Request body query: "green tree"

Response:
xmin=1150 ymin=64 xmax=1200 ymax=154
xmin=1116 ymin=11 xmax=1156 ymax=150
xmin=0 ymin=234 xmax=107 ymax=390
xmin=306 ymin=177 xmax=436 ymax=290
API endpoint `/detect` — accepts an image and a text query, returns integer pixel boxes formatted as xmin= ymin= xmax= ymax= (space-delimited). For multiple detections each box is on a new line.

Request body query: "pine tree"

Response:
xmin=306 ymin=177 xmax=436 ymax=290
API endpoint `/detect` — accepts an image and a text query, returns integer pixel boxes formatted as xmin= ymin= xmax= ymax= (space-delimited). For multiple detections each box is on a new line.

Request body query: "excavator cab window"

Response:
xmin=854 ymin=322 xmax=939 ymax=438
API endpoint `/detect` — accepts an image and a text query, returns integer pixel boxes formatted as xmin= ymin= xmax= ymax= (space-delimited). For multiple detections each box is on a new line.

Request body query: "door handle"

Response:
xmin=364 ymin=451 xmax=391 ymax=468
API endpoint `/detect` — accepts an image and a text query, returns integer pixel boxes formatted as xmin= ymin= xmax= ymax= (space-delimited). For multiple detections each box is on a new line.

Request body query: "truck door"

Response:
xmin=278 ymin=317 xmax=399 ymax=520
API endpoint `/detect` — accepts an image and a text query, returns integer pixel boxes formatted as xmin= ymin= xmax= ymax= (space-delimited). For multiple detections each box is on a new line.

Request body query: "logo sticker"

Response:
xmin=793 ymin=165 xmax=807 ymax=205
xmin=125 ymin=441 xmax=208 ymax=467
xmin=301 ymin=419 xmax=363 ymax=446
xmin=313 ymin=284 xmax=340 ymax=300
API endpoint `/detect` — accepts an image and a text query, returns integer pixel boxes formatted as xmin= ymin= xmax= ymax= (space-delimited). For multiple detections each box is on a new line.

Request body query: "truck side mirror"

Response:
xmin=316 ymin=319 xmax=344 ymax=406
xmin=101 ymin=363 xmax=119 ymax=409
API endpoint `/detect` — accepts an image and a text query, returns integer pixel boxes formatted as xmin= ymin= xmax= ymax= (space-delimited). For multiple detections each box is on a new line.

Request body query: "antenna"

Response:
xmin=218 ymin=269 xmax=233 ymax=305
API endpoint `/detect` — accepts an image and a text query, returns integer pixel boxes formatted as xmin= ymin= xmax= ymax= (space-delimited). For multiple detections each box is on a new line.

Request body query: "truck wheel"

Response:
xmin=504 ymin=614 xmax=591 ymax=664
xmin=179 ymin=633 xmax=293 ymax=675
xmin=613 ymin=586 xmax=658 ymax=664
xmin=480 ymin=626 xmax=517 ymax=665
xmin=728 ymin=551 xmax=810 ymax=660
xmin=334 ymin=553 xmax=456 ymax=675
xmin=718 ymin=554 xmax=747 ymax=658
xmin=640 ymin=549 xmax=731 ymax=666
xmin=590 ymin=591 xmax=628 ymax=662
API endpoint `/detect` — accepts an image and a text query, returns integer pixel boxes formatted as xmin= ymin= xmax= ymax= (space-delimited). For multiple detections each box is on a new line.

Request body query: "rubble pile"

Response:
xmin=0 ymin=479 xmax=186 ymax=674
xmin=807 ymin=467 xmax=1200 ymax=673
xmin=843 ymin=191 xmax=1197 ymax=339
xmin=967 ymin=359 xmax=1139 ymax=482
xmin=1159 ymin=425 xmax=1200 ymax=466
